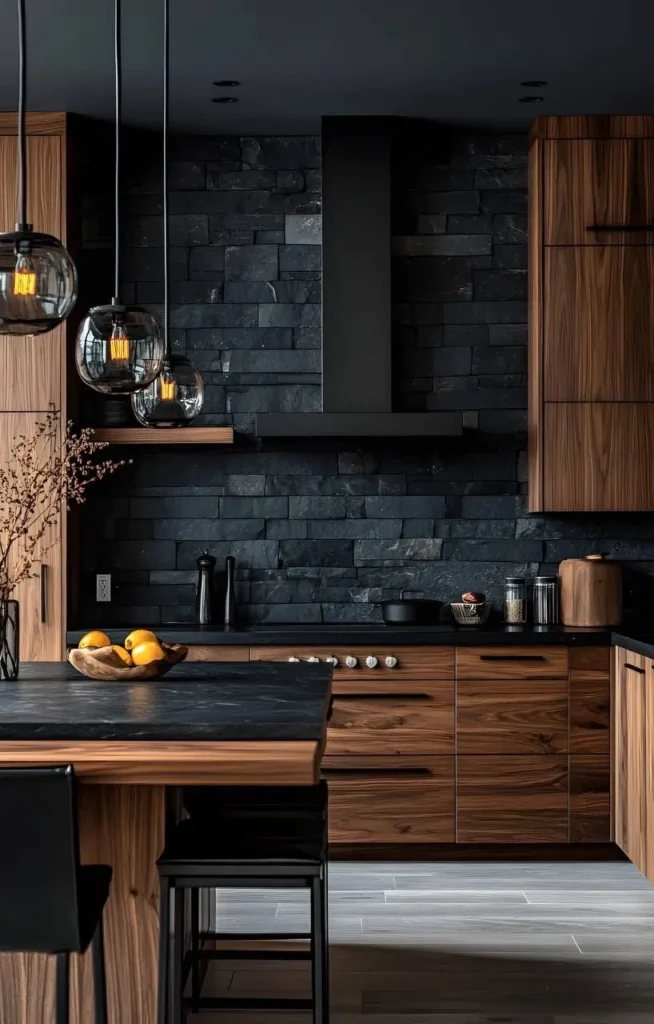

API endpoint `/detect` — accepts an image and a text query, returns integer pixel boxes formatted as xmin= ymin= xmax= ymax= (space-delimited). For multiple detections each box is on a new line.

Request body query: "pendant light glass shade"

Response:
xmin=76 ymin=303 xmax=164 ymax=394
xmin=0 ymin=230 xmax=77 ymax=335
xmin=131 ymin=354 xmax=204 ymax=425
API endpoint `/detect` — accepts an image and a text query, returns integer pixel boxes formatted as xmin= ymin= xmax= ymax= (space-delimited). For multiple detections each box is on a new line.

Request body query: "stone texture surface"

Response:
xmin=76 ymin=129 xmax=654 ymax=626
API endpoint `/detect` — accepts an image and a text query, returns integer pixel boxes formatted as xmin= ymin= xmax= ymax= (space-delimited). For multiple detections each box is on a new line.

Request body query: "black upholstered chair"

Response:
xmin=0 ymin=765 xmax=112 ymax=1024
xmin=157 ymin=782 xmax=329 ymax=1023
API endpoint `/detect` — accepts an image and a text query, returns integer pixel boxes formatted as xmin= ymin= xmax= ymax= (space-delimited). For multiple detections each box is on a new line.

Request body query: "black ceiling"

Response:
xmin=0 ymin=0 xmax=653 ymax=133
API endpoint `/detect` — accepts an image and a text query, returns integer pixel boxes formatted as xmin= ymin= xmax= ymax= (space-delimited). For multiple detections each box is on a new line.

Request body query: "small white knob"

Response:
xmin=345 ymin=655 xmax=358 ymax=668
xmin=326 ymin=656 xmax=338 ymax=666
xmin=365 ymin=655 xmax=378 ymax=668
xmin=307 ymin=656 xmax=320 ymax=663
xmin=385 ymin=656 xmax=398 ymax=668
xmin=288 ymin=656 xmax=300 ymax=663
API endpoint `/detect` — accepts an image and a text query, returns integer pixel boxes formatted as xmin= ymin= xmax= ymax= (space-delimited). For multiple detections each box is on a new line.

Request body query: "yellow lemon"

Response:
xmin=124 ymin=629 xmax=159 ymax=651
xmin=79 ymin=630 xmax=112 ymax=650
xmin=111 ymin=645 xmax=133 ymax=666
xmin=131 ymin=640 xmax=166 ymax=666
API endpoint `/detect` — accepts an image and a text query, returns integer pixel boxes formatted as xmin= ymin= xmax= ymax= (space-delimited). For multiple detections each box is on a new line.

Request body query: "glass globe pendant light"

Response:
xmin=75 ymin=0 xmax=164 ymax=394
xmin=132 ymin=0 xmax=203 ymax=426
xmin=0 ymin=0 xmax=77 ymax=335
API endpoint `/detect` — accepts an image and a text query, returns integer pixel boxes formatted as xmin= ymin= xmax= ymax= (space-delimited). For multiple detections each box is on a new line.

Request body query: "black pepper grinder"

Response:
xmin=195 ymin=549 xmax=216 ymax=626
xmin=224 ymin=555 xmax=236 ymax=631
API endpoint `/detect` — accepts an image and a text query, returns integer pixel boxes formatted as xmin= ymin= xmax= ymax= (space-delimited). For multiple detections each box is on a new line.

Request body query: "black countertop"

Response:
xmin=67 ymin=623 xmax=618 ymax=647
xmin=0 ymin=662 xmax=332 ymax=741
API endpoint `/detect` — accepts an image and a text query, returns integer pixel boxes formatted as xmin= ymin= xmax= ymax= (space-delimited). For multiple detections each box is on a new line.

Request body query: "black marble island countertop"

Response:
xmin=0 ymin=662 xmax=332 ymax=742
xmin=68 ymin=623 xmax=619 ymax=647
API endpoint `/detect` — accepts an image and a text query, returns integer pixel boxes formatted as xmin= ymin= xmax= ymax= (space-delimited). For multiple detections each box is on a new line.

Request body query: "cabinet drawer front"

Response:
xmin=327 ymin=680 xmax=454 ymax=756
xmin=544 ymin=139 xmax=654 ymax=245
xmin=456 ymin=646 xmax=567 ymax=680
xmin=457 ymin=680 xmax=568 ymax=754
xmin=186 ymin=646 xmax=250 ymax=662
xmin=457 ymin=755 xmax=569 ymax=843
xmin=250 ymin=646 xmax=454 ymax=680
xmin=323 ymin=756 xmax=454 ymax=843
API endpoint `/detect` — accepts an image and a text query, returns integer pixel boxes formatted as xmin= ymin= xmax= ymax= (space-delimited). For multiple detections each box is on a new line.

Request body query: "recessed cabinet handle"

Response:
xmin=586 ymin=224 xmax=654 ymax=232
xmin=625 ymin=662 xmax=646 ymax=675
xmin=335 ymin=692 xmax=430 ymax=701
xmin=479 ymin=654 xmax=546 ymax=662
xmin=40 ymin=564 xmax=47 ymax=624
xmin=321 ymin=767 xmax=431 ymax=779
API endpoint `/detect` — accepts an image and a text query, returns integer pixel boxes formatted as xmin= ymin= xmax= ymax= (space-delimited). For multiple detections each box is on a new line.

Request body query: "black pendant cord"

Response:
xmin=16 ymin=0 xmax=29 ymax=232
xmin=112 ymin=0 xmax=122 ymax=304
xmin=163 ymin=0 xmax=170 ymax=360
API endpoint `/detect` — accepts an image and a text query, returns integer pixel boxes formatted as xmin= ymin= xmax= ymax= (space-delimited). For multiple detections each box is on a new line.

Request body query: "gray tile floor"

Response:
xmin=188 ymin=858 xmax=654 ymax=1023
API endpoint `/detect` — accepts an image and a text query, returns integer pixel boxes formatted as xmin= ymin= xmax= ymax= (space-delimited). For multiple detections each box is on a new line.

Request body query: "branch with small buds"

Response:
xmin=0 ymin=414 xmax=130 ymax=600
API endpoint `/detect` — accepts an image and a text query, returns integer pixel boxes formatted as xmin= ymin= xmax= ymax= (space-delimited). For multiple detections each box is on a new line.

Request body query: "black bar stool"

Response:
xmin=0 ymin=765 xmax=112 ymax=1024
xmin=157 ymin=782 xmax=329 ymax=1023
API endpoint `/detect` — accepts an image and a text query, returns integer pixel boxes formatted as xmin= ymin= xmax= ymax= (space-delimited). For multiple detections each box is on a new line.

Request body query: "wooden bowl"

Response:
xmin=67 ymin=643 xmax=188 ymax=681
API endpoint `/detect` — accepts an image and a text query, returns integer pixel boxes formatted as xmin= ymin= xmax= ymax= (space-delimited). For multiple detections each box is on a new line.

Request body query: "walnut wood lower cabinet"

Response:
xmin=613 ymin=646 xmax=654 ymax=880
xmin=322 ymin=756 xmax=455 ymax=843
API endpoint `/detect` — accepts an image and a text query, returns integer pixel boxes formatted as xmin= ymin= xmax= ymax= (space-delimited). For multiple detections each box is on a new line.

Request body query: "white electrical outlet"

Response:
xmin=96 ymin=574 xmax=111 ymax=602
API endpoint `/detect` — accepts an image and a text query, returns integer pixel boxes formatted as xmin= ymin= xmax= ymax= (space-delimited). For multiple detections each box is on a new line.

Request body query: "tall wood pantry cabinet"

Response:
xmin=529 ymin=115 xmax=654 ymax=511
xmin=0 ymin=114 xmax=81 ymax=660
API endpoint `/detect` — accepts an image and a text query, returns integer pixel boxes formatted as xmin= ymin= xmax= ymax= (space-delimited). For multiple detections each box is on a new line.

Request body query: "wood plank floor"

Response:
xmin=188 ymin=857 xmax=654 ymax=1022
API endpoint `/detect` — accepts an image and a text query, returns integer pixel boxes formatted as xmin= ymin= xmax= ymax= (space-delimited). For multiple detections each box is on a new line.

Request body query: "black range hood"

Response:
xmin=256 ymin=117 xmax=462 ymax=438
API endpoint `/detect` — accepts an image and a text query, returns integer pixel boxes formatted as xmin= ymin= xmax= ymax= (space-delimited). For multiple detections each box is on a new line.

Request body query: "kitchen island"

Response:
xmin=0 ymin=661 xmax=332 ymax=1024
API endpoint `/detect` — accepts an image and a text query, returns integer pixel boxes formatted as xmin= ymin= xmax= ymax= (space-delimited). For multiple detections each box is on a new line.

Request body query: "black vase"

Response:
xmin=0 ymin=600 xmax=19 ymax=679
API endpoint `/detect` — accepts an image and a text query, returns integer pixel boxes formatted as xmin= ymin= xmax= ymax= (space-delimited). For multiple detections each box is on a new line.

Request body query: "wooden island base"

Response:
xmin=0 ymin=739 xmax=322 ymax=1024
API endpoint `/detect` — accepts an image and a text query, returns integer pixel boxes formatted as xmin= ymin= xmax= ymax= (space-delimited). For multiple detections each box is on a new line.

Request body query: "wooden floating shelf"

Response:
xmin=91 ymin=427 xmax=235 ymax=445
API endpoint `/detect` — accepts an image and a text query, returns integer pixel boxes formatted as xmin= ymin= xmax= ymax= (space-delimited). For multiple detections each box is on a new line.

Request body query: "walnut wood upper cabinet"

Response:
xmin=529 ymin=115 xmax=654 ymax=511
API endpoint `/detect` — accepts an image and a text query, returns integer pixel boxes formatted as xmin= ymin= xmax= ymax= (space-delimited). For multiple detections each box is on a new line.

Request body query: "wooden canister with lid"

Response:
xmin=558 ymin=554 xmax=622 ymax=626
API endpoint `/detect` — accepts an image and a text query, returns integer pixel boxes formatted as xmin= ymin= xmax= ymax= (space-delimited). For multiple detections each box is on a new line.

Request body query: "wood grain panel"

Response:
xmin=70 ymin=785 xmax=165 ymax=1024
xmin=327 ymin=679 xmax=454 ymax=755
xmin=0 ymin=112 xmax=69 ymax=134
xmin=457 ymin=680 xmax=568 ymax=754
xmin=184 ymin=645 xmax=250 ymax=662
xmin=457 ymin=755 xmax=569 ymax=843
xmin=456 ymin=646 xmax=567 ymax=680
xmin=0 ymin=953 xmax=54 ymax=1024
xmin=612 ymin=647 xmax=654 ymax=881
xmin=91 ymin=427 xmax=234 ymax=445
xmin=531 ymin=115 xmax=654 ymax=140
xmin=544 ymin=139 xmax=654 ymax=244
xmin=0 ymin=740 xmax=322 ymax=785
xmin=544 ymin=247 xmax=654 ymax=401
xmin=569 ymin=754 xmax=611 ymax=842
xmin=528 ymin=134 xmax=544 ymax=511
xmin=570 ymin=647 xmax=610 ymax=755
xmin=544 ymin=403 xmax=654 ymax=511
xmin=323 ymin=756 xmax=454 ymax=843
xmin=0 ymin=413 xmax=64 ymax=662
xmin=250 ymin=645 xmax=454 ymax=680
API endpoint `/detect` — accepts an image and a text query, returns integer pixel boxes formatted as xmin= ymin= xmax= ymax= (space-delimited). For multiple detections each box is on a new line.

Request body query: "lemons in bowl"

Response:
xmin=77 ymin=629 xmax=168 ymax=667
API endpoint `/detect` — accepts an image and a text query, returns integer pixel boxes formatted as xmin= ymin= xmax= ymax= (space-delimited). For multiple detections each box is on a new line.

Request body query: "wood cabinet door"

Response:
xmin=569 ymin=647 xmax=610 ymax=755
xmin=322 ymin=756 xmax=455 ymax=843
xmin=327 ymin=679 xmax=454 ymax=755
xmin=544 ymin=247 xmax=654 ymax=401
xmin=457 ymin=755 xmax=568 ymax=843
xmin=544 ymin=139 xmax=654 ymax=245
xmin=0 ymin=413 xmax=64 ymax=660
xmin=457 ymin=680 xmax=568 ymax=755
xmin=0 ymin=134 xmax=64 ymax=412
xmin=570 ymin=754 xmax=611 ymax=842
xmin=544 ymin=403 xmax=654 ymax=511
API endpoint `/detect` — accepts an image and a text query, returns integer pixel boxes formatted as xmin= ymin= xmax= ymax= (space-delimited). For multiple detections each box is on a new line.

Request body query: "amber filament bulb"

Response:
xmin=160 ymin=375 xmax=177 ymax=401
xmin=109 ymin=320 xmax=130 ymax=363
xmin=13 ymin=253 xmax=37 ymax=296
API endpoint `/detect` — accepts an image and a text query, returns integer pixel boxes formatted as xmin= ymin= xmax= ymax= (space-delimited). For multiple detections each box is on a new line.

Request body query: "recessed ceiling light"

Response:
xmin=520 ymin=80 xmax=548 ymax=88
xmin=519 ymin=95 xmax=544 ymax=103
xmin=212 ymin=96 xmax=238 ymax=104
xmin=213 ymin=80 xmax=240 ymax=87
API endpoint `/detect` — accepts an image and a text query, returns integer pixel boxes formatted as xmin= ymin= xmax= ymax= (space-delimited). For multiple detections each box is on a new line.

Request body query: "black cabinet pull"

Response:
xmin=335 ymin=692 xmax=430 ymax=701
xmin=40 ymin=564 xmax=47 ymax=624
xmin=479 ymin=654 xmax=546 ymax=662
xmin=625 ymin=662 xmax=646 ymax=675
xmin=321 ymin=767 xmax=431 ymax=780
xmin=586 ymin=224 xmax=654 ymax=232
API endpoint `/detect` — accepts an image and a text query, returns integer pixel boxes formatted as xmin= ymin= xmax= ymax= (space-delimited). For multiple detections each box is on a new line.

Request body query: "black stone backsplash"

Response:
xmin=78 ymin=129 xmax=654 ymax=627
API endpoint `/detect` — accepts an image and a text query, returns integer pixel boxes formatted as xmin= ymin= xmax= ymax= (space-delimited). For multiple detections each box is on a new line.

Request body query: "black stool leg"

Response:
xmin=56 ymin=952 xmax=69 ymax=1024
xmin=92 ymin=918 xmax=108 ymax=1024
xmin=190 ymin=887 xmax=200 ymax=1012
xmin=171 ymin=887 xmax=185 ymax=1024
xmin=157 ymin=877 xmax=171 ymax=1024
xmin=311 ymin=874 xmax=329 ymax=1024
